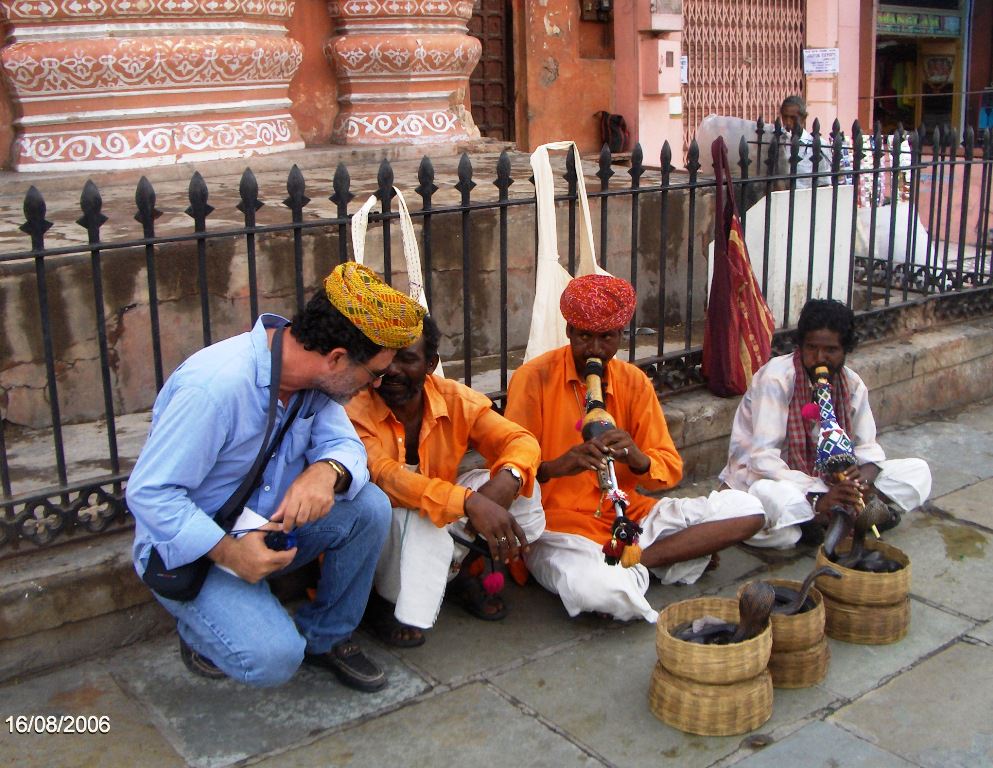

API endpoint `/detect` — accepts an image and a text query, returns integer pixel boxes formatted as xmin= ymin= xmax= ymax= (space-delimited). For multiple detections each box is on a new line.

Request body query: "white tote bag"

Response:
xmin=524 ymin=141 xmax=611 ymax=362
xmin=351 ymin=187 xmax=443 ymax=375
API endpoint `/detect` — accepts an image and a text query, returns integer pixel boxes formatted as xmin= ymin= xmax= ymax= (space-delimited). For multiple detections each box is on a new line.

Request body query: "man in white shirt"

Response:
xmin=721 ymin=298 xmax=931 ymax=548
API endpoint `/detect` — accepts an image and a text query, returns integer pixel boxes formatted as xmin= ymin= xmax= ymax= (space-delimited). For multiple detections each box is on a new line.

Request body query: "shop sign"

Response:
xmin=876 ymin=8 xmax=960 ymax=37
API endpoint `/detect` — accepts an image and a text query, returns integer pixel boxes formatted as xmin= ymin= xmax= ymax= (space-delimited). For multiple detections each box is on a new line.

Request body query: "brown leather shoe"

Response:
xmin=179 ymin=636 xmax=226 ymax=680
xmin=304 ymin=639 xmax=387 ymax=692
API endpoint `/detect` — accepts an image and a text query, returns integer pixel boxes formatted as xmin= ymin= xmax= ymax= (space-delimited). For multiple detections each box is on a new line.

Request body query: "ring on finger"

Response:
xmin=497 ymin=536 xmax=508 ymax=545
xmin=621 ymin=447 xmax=629 ymax=457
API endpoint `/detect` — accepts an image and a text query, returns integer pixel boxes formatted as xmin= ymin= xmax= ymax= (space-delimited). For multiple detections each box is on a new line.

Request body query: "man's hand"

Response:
xmin=840 ymin=463 xmax=880 ymax=504
xmin=816 ymin=477 xmax=865 ymax=517
xmin=464 ymin=492 xmax=528 ymax=564
xmin=273 ymin=462 xmax=338 ymax=532
xmin=539 ymin=428 xmax=649 ymax=480
xmin=208 ymin=529 xmax=296 ymax=583
xmin=475 ymin=470 xmax=521 ymax=513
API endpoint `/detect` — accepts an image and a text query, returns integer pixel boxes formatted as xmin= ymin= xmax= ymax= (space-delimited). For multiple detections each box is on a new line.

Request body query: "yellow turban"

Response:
xmin=324 ymin=262 xmax=426 ymax=348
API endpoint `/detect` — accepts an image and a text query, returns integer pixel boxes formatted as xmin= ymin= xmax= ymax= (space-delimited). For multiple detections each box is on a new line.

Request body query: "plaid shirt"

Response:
xmin=719 ymin=354 xmax=887 ymax=494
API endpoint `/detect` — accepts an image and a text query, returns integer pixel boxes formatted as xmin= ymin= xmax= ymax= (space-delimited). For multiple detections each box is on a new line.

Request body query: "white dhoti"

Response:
xmin=374 ymin=468 xmax=545 ymax=629
xmin=526 ymin=489 xmax=765 ymax=624
xmin=745 ymin=457 xmax=933 ymax=549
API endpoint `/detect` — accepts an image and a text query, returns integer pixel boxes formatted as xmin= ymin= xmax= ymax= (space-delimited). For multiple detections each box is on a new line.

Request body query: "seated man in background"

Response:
xmin=504 ymin=274 xmax=764 ymax=624
xmin=346 ymin=315 xmax=543 ymax=647
xmin=720 ymin=298 xmax=931 ymax=548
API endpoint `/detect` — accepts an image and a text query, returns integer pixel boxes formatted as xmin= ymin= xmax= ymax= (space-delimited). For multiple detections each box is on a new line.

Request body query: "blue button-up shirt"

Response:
xmin=127 ymin=314 xmax=370 ymax=572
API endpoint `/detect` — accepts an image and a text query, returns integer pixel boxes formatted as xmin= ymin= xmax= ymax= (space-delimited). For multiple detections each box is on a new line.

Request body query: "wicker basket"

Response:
xmin=768 ymin=636 xmax=830 ymax=688
xmin=815 ymin=540 xmax=911 ymax=606
xmin=648 ymin=662 xmax=773 ymax=736
xmin=822 ymin=595 xmax=910 ymax=644
xmin=739 ymin=578 xmax=826 ymax=653
xmin=656 ymin=597 xmax=772 ymax=685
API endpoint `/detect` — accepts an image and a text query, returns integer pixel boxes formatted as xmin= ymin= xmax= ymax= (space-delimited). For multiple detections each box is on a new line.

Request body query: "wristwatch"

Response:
xmin=499 ymin=465 xmax=524 ymax=495
xmin=323 ymin=458 xmax=351 ymax=493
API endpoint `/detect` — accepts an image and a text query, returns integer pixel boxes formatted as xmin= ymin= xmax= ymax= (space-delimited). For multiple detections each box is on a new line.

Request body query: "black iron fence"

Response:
xmin=1 ymin=118 xmax=992 ymax=555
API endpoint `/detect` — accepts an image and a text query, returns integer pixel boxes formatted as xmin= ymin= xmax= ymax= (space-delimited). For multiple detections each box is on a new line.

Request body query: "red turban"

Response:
xmin=560 ymin=274 xmax=637 ymax=332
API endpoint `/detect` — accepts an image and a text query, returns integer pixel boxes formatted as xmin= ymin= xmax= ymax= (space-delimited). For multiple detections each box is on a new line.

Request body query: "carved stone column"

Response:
xmin=325 ymin=0 xmax=481 ymax=144
xmin=0 ymin=0 xmax=304 ymax=171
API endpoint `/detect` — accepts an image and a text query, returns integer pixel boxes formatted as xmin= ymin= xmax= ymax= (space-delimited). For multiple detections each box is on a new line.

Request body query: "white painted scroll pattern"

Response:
xmin=331 ymin=40 xmax=477 ymax=75
xmin=2 ymin=37 xmax=303 ymax=93
xmin=17 ymin=116 xmax=298 ymax=162
xmin=1 ymin=0 xmax=293 ymax=20
xmin=328 ymin=0 xmax=472 ymax=19
xmin=335 ymin=111 xmax=459 ymax=139
xmin=176 ymin=117 xmax=294 ymax=150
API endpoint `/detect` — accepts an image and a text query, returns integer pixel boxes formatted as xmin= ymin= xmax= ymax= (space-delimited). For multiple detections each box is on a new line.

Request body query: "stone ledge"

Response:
xmin=2 ymin=314 xmax=992 ymax=683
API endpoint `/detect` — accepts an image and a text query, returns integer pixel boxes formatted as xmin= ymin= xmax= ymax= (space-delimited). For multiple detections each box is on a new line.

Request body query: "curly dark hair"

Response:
xmin=421 ymin=314 xmax=442 ymax=362
xmin=793 ymin=298 xmax=858 ymax=352
xmin=290 ymin=289 xmax=382 ymax=362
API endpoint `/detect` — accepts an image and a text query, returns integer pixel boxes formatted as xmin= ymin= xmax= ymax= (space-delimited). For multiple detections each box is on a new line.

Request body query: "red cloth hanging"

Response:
xmin=702 ymin=137 xmax=775 ymax=397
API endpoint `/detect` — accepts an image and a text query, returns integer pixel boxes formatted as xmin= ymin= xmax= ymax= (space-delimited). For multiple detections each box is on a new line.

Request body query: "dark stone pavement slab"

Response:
xmin=732 ymin=720 xmax=917 ymax=767
xmin=0 ymin=664 xmax=184 ymax=768
xmin=932 ymin=478 xmax=993 ymax=531
xmin=819 ymin=597 xmax=972 ymax=700
xmin=105 ymin=633 xmax=429 ymax=768
xmin=387 ymin=579 xmax=603 ymax=686
xmin=878 ymin=420 xmax=993 ymax=499
xmin=967 ymin=620 xmax=993 ymax=646
xmin=894 ymin=512 xmax=993 ymax=622
xmin=252 ymin=682 xmax=602 ymax=768
xmin=491 ymin=623 xmax=837 ymax=768
xmin=831 ymin=642 xmax=993 ymax=768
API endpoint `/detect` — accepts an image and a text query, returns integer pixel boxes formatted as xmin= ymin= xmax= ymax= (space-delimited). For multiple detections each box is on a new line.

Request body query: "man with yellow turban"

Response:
xmin=128 ymin=263 xmax=424 ymax=691
xmin=505 ymin=274 xmax=765 ymax=622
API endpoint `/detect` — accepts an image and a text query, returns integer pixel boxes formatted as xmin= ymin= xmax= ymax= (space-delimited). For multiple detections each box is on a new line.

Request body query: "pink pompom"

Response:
xmin=575 ymin=418 xmax=583 ymax=432
xmin=801 ymin=403 xmax=820 ymax=421
xmin=482 ymin=571 xmax=505 ymax=596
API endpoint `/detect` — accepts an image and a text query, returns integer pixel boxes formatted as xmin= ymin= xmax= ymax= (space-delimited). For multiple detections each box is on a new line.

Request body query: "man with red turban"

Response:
xmin=505 ymin=274 xmax=766 ymax=622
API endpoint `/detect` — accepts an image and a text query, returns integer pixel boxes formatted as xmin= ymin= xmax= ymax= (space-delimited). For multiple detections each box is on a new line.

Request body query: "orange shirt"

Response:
xmin=504 ymin=346 xmax=683 ymax=545
xmin=346 ymin=374 xmax=540 ymax=527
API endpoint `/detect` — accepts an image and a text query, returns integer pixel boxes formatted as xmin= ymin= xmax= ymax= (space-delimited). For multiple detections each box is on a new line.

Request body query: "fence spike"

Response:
xmin=660 ymin=141 xmax=673 ymax=184
xmin=237 ymin=168 xmax=264 ymax=215
xmin=20 ymin=185 xmax=52 ymax=246
xmin=737 ymin=135 xmax=750 ymax=175
xmin=376 ymin=158 xmax=395 ymax=203
xmin=629 ymin=143 xmax=645 ymax=183
xmin=416 ymin=155 xmax=438 ymax=202
xmin=686 ymin=139 xmax=700 ymax=180
xmin=77 ymin=179 xmax=108 ymax=233
xmin=788 ymin=129 xmax=801 ymax=173
xmin=455 ymin=152 xmax=475 ymax=200
xmin=495 ymin=150 xmax=513 ymax=196
xmin=134 ymin=176 xmax=161 ymax=231
xmin=284 ymin=164 xmax=311 ymax=211
xmin=983 ymin=128 xmax=992 ymax=161
xmin=330 ymin=162 xmax=354 ymax=207
xmin=850 ymin=121 xmax=863 ymax=170
xmin=831 ymin=118 xmax=842 ymax=143
xmin=963 ymin=125 xmax=974 ymax=158
xmin=597 ymin=144 xmax=614 ymax=188
xmin=872 ymin=122 xmax=884 ymax=168
xmin=564 ymin=147 xmax=577 ymax=189
xmin=185 ymin=171 xmax=214 ymax=222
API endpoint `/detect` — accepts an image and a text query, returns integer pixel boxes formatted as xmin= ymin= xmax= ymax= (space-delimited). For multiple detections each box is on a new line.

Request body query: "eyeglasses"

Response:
xmin=358 ymin=360 xmax=388 ymax=383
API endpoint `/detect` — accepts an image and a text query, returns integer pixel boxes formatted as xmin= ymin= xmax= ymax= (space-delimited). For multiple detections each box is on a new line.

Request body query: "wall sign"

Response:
xmin=802 ymin=48 xmax=839 ymax=76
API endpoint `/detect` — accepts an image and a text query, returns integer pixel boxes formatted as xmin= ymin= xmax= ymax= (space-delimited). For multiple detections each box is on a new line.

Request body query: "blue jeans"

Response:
xmin=152 ymin=483 xmax=391 ymax=687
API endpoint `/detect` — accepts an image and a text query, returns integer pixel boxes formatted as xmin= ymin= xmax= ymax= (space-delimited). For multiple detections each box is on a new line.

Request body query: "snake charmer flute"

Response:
xmin=581 ymin=357 xmax=643 ymax=567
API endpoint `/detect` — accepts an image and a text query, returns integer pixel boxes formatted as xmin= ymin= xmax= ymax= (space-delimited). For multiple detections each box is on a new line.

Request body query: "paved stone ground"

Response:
xmin=2 ymin=399 xmax=992 ymax=768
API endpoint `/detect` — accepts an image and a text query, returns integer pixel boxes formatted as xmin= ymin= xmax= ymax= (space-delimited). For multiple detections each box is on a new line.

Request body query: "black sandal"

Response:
xmin=448 ymin=574 xmax=508 ymax=621
xmin=362 ymin=592 xmax=426 ymax=648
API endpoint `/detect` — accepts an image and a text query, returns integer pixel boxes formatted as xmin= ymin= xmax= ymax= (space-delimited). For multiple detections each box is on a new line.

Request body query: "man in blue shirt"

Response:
xmin=127 ymin=263 xmax=426 ymax=691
